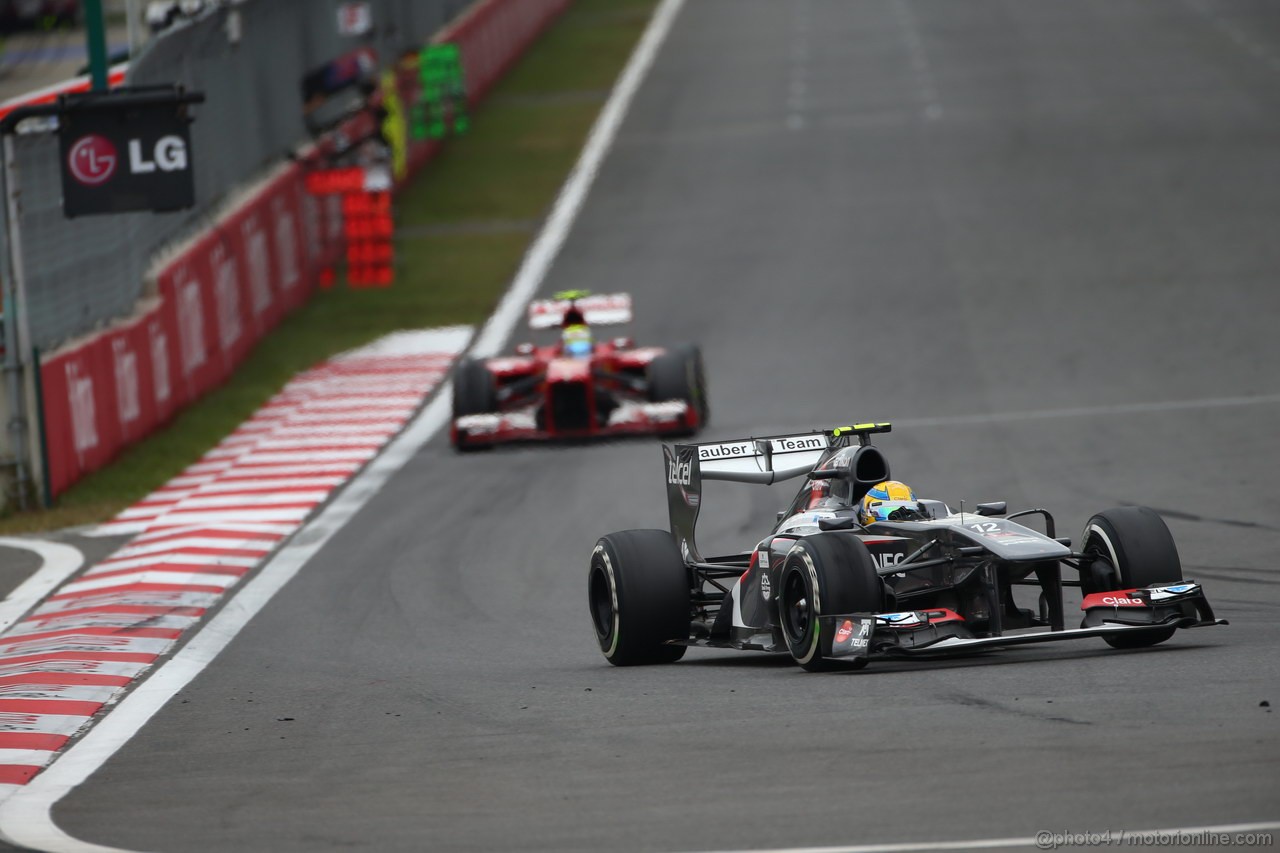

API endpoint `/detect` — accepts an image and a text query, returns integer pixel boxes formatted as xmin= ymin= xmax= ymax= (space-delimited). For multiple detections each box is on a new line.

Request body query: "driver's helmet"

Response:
xmin=859 ymin=481 xmax=919 ymax=525
xmin=561 ymin=324 xmax=593 ymax=359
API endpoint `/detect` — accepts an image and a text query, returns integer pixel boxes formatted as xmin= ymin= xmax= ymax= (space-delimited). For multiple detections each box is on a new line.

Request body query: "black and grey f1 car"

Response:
xmin=588 ymin=423 xmax=1225 ymax=670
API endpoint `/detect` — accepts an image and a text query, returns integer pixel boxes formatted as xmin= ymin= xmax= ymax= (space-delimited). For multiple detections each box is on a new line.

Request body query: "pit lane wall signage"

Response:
xmin=59 ymin=95 xmax=196 ymax=217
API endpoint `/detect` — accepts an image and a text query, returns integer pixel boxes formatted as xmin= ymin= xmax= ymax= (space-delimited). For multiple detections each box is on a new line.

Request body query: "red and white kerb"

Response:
xmin=0 ymin=328 xmax=469 ymax=794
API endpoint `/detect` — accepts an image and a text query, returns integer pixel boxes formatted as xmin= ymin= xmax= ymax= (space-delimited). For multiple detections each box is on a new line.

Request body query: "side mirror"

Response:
xmin=818 ymin=516 xmax=856 ymax=531
xmin=976 ymin=501 xmax=1007 ymax=517
xmin=776 ymin=511 xmax=786 ymax=523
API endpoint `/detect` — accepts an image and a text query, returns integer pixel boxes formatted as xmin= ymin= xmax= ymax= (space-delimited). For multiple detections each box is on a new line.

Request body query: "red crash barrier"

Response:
xmin=40 ymin=164 xmax=326 ymax=497
xmin=41 ymin=306 xmax=162 ymax=498
xmin=38 ymin=0 xmax=575 ymax=499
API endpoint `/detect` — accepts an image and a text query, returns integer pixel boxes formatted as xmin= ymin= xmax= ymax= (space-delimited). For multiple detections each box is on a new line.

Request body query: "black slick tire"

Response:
xmin=777 ymin=533 xmax=882 ymax=671
xmin=1081 ymin=506 xmax=1183 ymax=649
xmin=589 ymin=529 xmax=691 ymax=666
xmin=451 ymin=358 xmax=497 ymax=451
xmin=452 ymin=358 xmax=496 ymax=417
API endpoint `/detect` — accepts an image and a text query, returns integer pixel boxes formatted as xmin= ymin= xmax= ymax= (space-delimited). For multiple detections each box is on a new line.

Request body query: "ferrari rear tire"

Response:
xmin=1082 ymin=507 xmax=1183 ymax=649
xmin=452 ymin=358 xmax=496 ymax=418
xmin=590 ymin=530 xmax=691 ymax=666
xmin=648 ymin=344 xmax=709 ymax=430
xmin=777 ymin=533 xmax=882 ymax=671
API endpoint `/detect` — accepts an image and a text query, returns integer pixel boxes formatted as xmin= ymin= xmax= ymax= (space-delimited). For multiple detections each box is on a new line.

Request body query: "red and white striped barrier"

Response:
xmin=0 ymin=326 xmax=470 ymax=795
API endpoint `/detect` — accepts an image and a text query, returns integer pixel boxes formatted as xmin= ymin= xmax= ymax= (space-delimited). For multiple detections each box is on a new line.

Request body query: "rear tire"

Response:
xmin=777 ymin=533 xmax=882 ymax=671
xmin=1082 ymin=507 xmax=1183 ymax=649
xmin=648 ymin=344 xmax=709 ymax=431
xmin=589 ymin=530 xmax=691 ymax=666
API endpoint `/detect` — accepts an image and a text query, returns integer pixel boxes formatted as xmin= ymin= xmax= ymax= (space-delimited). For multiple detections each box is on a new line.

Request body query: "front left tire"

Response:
xmin=777 ymin=533 xmax=882 ymax=671
xmin=1081 ymin=506 xmax=1183 ymax=649
xmin=452 ymin=358 xmax=497 ymax=418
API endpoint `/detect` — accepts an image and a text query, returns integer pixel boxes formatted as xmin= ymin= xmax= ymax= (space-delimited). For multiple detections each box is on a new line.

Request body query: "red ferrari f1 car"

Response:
xmin=450 ymin=291 xmax=709 ymax=450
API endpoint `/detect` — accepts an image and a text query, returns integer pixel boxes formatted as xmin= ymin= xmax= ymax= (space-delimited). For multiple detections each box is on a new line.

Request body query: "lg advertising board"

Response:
xmin=57 ymin=89 xmax=199 ymax=218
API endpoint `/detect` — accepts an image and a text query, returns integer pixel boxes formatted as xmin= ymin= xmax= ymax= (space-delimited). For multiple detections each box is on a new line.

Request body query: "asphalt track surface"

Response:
xmin=47 ymin=1 xmax=1280 ymax=851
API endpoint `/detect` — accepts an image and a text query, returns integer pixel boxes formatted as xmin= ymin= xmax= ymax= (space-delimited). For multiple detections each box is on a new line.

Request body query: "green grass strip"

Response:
xmin=1 ymin=0 xmax=659 ymax=534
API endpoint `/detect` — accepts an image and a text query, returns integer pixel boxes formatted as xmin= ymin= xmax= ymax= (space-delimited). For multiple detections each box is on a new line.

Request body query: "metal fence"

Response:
xmin=3 ymin=0 xmax=470 ymax=354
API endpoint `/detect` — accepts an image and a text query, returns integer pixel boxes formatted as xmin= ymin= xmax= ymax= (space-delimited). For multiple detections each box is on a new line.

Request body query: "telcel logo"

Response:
xmin=668 ymin=458 xmax=691 ymax=486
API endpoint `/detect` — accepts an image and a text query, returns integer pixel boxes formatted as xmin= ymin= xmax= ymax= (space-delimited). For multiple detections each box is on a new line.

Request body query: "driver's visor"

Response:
xmin=864 ymin=500 xmax=919 ymax=521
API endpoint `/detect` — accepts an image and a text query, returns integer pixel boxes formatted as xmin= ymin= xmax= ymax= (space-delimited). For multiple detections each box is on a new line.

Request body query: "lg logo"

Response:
xmin=68 ymin=135 xmax=117 ymax=185
xmin=67 ymin=134 xmax=188 ymax=186
xmin=129 ymin=135 xmax=188 ymax=173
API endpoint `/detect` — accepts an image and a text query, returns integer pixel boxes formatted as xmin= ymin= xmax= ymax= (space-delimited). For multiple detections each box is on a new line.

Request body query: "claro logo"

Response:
xmin=668 ymin=458 xmax=692 ymax=486
xmin=1102 ymin=596 xmax=1143 ymax=606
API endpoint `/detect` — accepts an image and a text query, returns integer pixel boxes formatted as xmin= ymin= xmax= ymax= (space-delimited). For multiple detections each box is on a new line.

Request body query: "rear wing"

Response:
xmin=527 ymin=292 xmax=633 ymax=330
xmin=664 ymin=423 xmax=891 ymax=562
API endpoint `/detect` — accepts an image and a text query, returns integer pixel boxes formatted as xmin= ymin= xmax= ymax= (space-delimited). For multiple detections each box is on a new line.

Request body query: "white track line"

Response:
xmin=0 ymin=1 xmax=687 ymax=850
xmin=0 ymin=540 xmax=84 ymax=635
xmin=687 ymin=821 xmax=1280 ymax=853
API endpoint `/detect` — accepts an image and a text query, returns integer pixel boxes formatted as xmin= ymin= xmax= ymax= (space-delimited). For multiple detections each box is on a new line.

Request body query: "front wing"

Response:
xmin=818 ymin=582 xmax=1224 ymax=663
xmin=675 ymin=583 xmax=1225 ymax=663
xmin=452 ymin=400 xmax=695 ymax=448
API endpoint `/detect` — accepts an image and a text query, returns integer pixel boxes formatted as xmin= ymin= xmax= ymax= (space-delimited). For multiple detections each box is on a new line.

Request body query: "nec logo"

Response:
xmin=872 ymin=552 xmax=905 ymax=569
xmin=668 ymin=458 xmax=692 ymax=486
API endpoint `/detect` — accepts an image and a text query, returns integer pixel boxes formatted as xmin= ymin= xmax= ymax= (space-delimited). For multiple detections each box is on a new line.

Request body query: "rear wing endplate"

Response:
xmin=663 ymin=423 xmax=891 ymax=563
